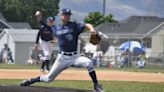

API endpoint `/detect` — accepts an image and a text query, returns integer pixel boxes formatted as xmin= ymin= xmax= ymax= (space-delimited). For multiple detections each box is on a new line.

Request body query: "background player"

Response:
xmin=20 ymin=8 xmax=104 ymax=92
xmin=35 ymin=12 xmax=55 ymax=72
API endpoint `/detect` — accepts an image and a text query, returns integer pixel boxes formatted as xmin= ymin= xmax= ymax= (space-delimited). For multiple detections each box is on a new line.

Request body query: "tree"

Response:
xmin=0 ymin=0 xmax=60 ymax=28
xmin=84 ymin=11 xmax=117 ymax=27
xmin=105 ymin=14 xmax=117 ymax=23
xmin=84 ymin=12 xmax=105 ymax=27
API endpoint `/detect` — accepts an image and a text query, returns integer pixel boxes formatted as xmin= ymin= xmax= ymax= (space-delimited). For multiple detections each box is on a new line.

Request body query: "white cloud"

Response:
xmin=142 ymin=0 xmax=156 ymax=6
xmin=59 ymin=0 xmax=164 ymax=22
xmin=59 ymin=0 xmax=102 ymax=22
xmin=71 ymin=10 xmax=88 ymax=22
xmin=105 ymin=0 xmax=146 ymax=17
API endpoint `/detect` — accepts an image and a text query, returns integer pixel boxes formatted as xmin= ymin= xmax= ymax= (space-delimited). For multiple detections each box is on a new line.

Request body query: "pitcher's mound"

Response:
xmin=0 ymin=85 xmax=93 ymax=92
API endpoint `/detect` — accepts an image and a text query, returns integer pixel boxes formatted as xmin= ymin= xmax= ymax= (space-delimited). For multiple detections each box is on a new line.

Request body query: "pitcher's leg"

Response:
xmin=20 ymin=55 xmax=70 ymax=86
xmin=40 ymin=59 xmax=69 ymax=82
xmin=20 ymin=60 xmax=66 ymax=86
xmin=72 ymin=56 xmax=104 ymax=92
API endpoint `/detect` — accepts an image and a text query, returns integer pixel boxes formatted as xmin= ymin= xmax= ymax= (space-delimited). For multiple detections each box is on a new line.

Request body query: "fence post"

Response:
xmin=128 ymin=35 xmax=132 ymax=68
xmin=163 ymin=36 xmax=164 ymax=68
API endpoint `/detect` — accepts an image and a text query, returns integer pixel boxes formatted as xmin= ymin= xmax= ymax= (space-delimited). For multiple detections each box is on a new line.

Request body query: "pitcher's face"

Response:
xmin=60 ymin=14 xmax=71 ymax=23
xmin=47 ymin=21 xmax=54 ymax=26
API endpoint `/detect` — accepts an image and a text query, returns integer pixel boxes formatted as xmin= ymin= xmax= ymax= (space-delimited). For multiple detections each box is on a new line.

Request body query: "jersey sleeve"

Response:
xmin=40 ymin=21 xmax=51 ymax=29
xmin=35 ymin=29 xmax=41 ymax=44
xmin=76 ymin=22 xmax=85 ymax=34
xmin=51 ymin=25 xmax=57 ymax=37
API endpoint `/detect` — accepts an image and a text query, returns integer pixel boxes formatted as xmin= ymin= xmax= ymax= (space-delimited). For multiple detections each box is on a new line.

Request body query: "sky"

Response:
xmin=58 ymin=0 xmax=164 ymax=22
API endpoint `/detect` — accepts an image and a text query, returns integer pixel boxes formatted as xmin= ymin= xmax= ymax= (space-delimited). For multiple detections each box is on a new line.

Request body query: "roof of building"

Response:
xmin=0 ymin=19 xmax=13 ymax=29
xmin=4 ymin=29 xmax=38 ymax=42
xmin=7 ymin=22 xmax=31 ymax=29
xmin=0 ymin=12 xmax=31 ymax=29
xmin=0 ymin=13 xmax=6 ymax=21
xmin=94 ymin=16 xmax=164 ymax=39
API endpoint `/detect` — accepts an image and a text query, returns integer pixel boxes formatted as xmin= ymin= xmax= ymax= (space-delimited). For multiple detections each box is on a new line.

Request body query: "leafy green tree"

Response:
xmin=84 ymin=11 xmax=117 ymax=27
xmin=0 ymin=0 xmax=60 ymax=28
xmin=105 ymin=14 xmax=117 ymax=23
xmin=84 ymin=12 xmax=105 ymax=27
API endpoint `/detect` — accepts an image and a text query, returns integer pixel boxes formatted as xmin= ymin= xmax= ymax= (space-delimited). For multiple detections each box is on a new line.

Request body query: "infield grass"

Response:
xmin=0 ymin=79 xmax=164 ymax=92
xmin=0 ymin=64 xmax=164 ymax=73
xmin=0 ymin=64 xmax=39 ymax=69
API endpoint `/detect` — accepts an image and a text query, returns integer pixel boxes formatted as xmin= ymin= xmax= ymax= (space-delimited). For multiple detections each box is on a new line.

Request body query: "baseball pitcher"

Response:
xmin=20 ymin=8 xmax=104 ymax=92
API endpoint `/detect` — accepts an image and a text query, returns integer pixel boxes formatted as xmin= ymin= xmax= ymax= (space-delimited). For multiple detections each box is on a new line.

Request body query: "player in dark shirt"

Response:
xmin=35 ymin=16 xmax=55 ymax=72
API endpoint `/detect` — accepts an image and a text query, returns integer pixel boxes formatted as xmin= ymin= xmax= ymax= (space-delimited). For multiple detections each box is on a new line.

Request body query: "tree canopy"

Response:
xmin=0 ymin=0 xmax=60 ymax=28
xmin=84 ymin=12 xmax=117 ymax=27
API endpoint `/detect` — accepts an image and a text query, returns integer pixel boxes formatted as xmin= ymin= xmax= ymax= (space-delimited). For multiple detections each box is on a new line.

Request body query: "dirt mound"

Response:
xmin=0 ymin=85 xmax=92 ymax=92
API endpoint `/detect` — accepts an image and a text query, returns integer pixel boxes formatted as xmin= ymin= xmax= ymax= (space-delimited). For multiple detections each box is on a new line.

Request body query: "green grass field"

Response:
xmin=0 ymin=64 xmax=164 ymax=73
xmin=0 ymin=79 xmax=164 ymax=92
xmin=0 ymin=64 xmax=39 ymax=69
xmin=0 ymin=64 xmax=164 ymax=92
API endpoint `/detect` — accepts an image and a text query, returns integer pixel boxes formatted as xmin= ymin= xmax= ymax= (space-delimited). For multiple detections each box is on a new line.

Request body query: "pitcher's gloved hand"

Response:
xmin=90 ymin=34 xmax=101 ymax=45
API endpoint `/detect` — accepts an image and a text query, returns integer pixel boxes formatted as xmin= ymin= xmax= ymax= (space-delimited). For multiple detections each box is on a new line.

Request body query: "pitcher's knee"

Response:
xmin=85 ymin=60 xmax=94 ymax=72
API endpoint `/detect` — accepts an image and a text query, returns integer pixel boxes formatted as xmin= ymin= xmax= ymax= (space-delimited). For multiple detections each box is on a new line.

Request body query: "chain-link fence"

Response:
xmin=81 ymin=34 xmax=164 ymax=69
xmin=0 ymin=29 xmax=164 ymax=68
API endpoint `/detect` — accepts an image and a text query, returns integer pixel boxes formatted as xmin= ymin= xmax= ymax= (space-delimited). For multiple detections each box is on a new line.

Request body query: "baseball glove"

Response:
xmin=90 ymin=34 xmax=101 ymax=45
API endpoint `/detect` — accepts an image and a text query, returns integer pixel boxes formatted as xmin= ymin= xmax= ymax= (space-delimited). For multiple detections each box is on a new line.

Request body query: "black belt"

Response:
xmin=59 ymin=51 xmax=77 ymax=56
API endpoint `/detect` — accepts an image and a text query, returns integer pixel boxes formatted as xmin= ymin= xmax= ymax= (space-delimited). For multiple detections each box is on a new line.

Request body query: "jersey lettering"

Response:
xmin=56 ymin=28 xmax=73 ymax=35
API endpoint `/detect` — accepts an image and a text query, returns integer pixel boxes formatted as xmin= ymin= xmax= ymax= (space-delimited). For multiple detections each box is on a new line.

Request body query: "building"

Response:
xmin=0 ymin=29 xmax=38 ymax=64
xmin=0 ymin=12 xmax=32 ymax=64
xmin=94 ymin=16 xmax=164 ymax=54
xmin=80 ymin=16 xmax=164 ymax=66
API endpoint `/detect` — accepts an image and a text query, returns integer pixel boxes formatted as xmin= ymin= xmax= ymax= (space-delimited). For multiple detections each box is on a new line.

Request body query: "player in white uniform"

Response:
xmin=20 ymin=8 xmax=104 ymax=92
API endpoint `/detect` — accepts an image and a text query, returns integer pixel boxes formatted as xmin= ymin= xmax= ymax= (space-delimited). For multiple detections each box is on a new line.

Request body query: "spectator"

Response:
xmin=120 ymin=49 xmax=132 ymax=68
xmin=2 ymin=44 xmax=9 ymax=63
xmin=92 ymin=51 xmax=103 ymax=67
xmin=137 ymin=51 xmax=146 ymax=68
xmin=0 ymin=50 xmax=3 ymax=63
xmin=7 ymin=48 xmax=14 ymax=64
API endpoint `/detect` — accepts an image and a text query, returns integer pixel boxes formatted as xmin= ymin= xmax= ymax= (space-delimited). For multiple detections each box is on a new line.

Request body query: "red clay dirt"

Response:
xmin=0 ymin=69 xmax=164 ymax=82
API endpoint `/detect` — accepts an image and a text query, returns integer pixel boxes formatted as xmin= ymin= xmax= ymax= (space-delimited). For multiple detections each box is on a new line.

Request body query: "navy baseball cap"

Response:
xmin=60 ymin=8 xmax=72 ymax=15
xmin=47 ymin=16 xmax=55 ymax=22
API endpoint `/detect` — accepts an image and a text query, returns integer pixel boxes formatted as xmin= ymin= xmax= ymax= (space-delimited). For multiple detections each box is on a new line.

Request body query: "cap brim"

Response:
xmin=61 ymin=13 xmax=73 ymax=15
xmin=47 ymin=20 xmax=54 ymax=22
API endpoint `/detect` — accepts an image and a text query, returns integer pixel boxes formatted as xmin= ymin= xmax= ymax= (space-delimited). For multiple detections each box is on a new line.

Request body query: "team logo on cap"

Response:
xmin=66 ymin=9 xmax=70 ymax=12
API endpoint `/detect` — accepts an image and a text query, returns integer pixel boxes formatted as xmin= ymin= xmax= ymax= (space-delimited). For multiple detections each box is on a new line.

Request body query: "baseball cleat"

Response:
xmin=94 ymin=84 xmax=104 ymax=92
xmin=19 ymin=80 xmax=31 ymax=86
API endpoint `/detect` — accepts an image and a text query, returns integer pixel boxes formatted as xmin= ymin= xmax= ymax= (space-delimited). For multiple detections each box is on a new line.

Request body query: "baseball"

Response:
xmin=35 ymin=11 xmax=42 ymax=17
